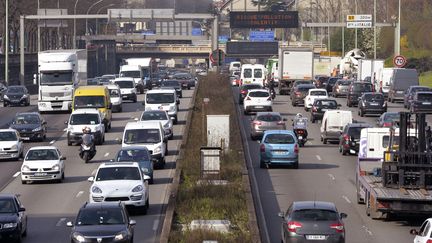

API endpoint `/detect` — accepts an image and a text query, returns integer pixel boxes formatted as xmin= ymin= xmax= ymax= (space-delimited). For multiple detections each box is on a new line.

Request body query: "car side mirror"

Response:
xmin=340 ymin=213 xmax=347 ymax=219
xmin=278 ymin=212 xmax=284 ymax=218
xmin=66 ymin=222 xmax=73 ymax=227
xmin=33 ymin=74 xmax=38 ymax=85
xmin=116 ymin=138 xmax=122 ymax=144
xmin=129 ymin=220 xmax=136 ymax=226
xmin=18 ymin=207 xmax=25 ymax=212
xmin=143 ymin=175 xmax=151 ymax=181
xmin=60 ymin=156 xmax=66 ymax=160
xmin=134 ymin=117 xmax=139 ymax=121
xmin=142 ymin=101 xmax=146 ymax=106
xmin=410 ymin=229 xmax=419 ymax=235
xmin=64 ymin=121 xmax=68 ymax=125
xmin=176 ymin=99 xmax=180 ymax=104
xmin=42 ymin=121 xmax=47 ymax=125
xmin=87 ymin=177 xmax=94 ymax=182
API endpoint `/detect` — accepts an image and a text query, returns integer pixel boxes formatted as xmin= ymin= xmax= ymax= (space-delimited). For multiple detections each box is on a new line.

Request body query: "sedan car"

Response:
xmin=21 ymin=146 xmax=65 ymax=184
xmin=140 ymin=110 xmax=173 ymax=140
xmin=404 ymin=86 xmax=431 ymax=109
xmin=346 ymin=82 xmax=373 ymax=107
xmin=3 ymin=86 xmax=30 ymax=107
xmin=290 ymin=84 xmax=316 ymax=107
xmin=259 ymin=130 xmax=298 ymax=169
xmin=250 ymin=112 xmax=286 ymax=140
xmin=310 ymin=99 xmax=339 ymax=123
xmin=161 ymin=80 xmax=182 ymax=98
xmin=358 ymin=92 xmax=387 ymax=117
xmin=115 ymin=147 xmax=154 ymax=184
xmin=339 ymin=123 xmax=372 ymax=155
xmin=243 ymin=89 xmax=272 ymax=115
xmin=410 ymin=91 xmax=432 ymax=113
xmin=290 ymin=80 xmax=314 ymax=95
xmin=377 ymin=112 xmax=400 ymax=127
xmin=173 ymin=72 xmax=195 ymax=89
xmin=304 ymin=89 xmax=328 ymax=111
xmin=67 ymin=202 xmax=135 ymax=243
xmin=410 ymin=218 xmax=432 ymax=243
xmin=238 ymin=83 xmax=263 ymax=104
xmin=332 ymin=80 xmax=352 ymax=97
xmin=9 ymin=112 xmax=47 ymax=142
xmin=0 ymin=129 xmax=24 ymax=160
xmin=0 ymin=193 xmax=27 ymax=242
xmin=279 ymin=201 xmax=347 ymax=243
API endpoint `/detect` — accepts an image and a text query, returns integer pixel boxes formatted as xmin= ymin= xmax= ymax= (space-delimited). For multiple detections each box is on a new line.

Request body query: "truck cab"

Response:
xmin=119 ymin=65 xmax=145 ymax=94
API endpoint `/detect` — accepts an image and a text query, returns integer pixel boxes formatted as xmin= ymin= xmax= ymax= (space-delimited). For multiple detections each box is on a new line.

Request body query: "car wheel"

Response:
xmin=67 ymin=139 xmax=72 ymax=146
xmin=21 ymin=180 xmax=27 ymax=185
xmin=174 ymin=116 xmax=178 ymax=125
xmin=133 ymin=98 xmax=137 ymax=103
xmin=250 ymin=134 xmax=256 ymax=141
xmin=3 ymin=102 xmax=7 ymax=107
xmin=359 ymin=109 xmax=364 ymax=117
xmin=323 ymin=138 xmax=327 ymax=144
xmin=149 ymin=177 xmax=154 ymax=184
xmin=347 ymin=101 xmax=352 ymax=107
xmin=140 ymin=87 xmax=144 ymax=94
xmin=105 ymin=124 xmax=109 ymax=132
xmin=22 ymin=224 xmax=27 ymax=237
xmin=119 ymin=106 xmax=123 ymax=112
xmin=292 ymin=162 xmax=299 ymax=169
xmin=15 ymin=232 xmax=22 ymax=243
xmin=342 ymin=148 xmax=348 ymax=156
xmin=311 ymin=116 xmax=315 ymax=123
xmin=244 ymin=110 xmax=248 ymax=115
xmin=260 ymin=160 xmax=266 ymax=169
xmin=188 ymin=86 xmax=191 ymax=90
xmin=291 ymin=101 xmax=296 ymax=107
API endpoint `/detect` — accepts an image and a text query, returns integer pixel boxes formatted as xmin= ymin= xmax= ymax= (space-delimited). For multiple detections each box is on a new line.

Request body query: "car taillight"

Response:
xmin=377 ymin=201 xmax=390 ymax=209
xmin=246 ymin=97 xmax=251 ymax=100
xmin=312 ymin=107 xmax=317 ymax=112
xmin=330 ymin=223 xmax=344 ymax=233
xmin=294 ymin=144 xmax=299 ymax=154
xmin=295 ymin=91 xmax=301 ymax=96
xmin=426 ymin=240 xmax=432 ymax=243
xmin=277 ymin=121 xmax=285 ymax=125
xmin=260 ymin=144 xmax=266 ymax=152
xmin=359 ymin=170 xmax=366 ymax=176
xmin=253 ymin=121 xmax=262 ymax=126
xmin=240 ymin=90 xmax=247 ymax=94
xmin=287 ymin=221 xmax=302 ymax=233
xmin=296 ymin=130 xmax=304 ymax=134
xmin=343 ymin=135 xmax=350 ymax=141
xmin=383 ymin=122 xmax=392 ymax=127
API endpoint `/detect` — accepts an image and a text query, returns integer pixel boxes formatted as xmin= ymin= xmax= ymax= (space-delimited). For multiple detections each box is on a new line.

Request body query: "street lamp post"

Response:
xmin=354 ymin=0 xmax=357 ymax=49
xmin=96 ymin=4 xmax=115 ymax=35
xmin=73 ymin=0 xmax=80 ymax=49
xmin=5 ymin=0 xmax=8 ymax=84
xmin=86 ymin=0 xmax=105 ymax=35
xmin=395 ymin=0 xmax=401 ymax=55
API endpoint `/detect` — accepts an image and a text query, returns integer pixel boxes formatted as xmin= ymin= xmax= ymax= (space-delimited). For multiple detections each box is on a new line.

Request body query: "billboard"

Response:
xmin=226 ymin=41 xmax=278 ymax=56
xmin=230 ymin=11 xmax=298 ymax=29
xmin=249 ymin=30 xmax=274 ymax=42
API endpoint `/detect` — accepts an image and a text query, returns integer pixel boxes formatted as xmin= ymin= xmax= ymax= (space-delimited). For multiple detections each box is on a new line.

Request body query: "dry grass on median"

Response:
xmin=168 ymin=72 xmax=253 ymax=242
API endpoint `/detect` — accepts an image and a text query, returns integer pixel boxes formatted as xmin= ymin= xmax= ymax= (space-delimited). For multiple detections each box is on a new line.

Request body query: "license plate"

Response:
xmin=245 ymin=81 xmax=251 ymax=84
xmin=34 ymin=172 xmax=47 ymax=176
xmin=298 ymin=136 xmax=303 ymax=140
xmin=350 ymin=149 xmax=356 ymax=154
xmin=397 ymin=91 xmax=404 ymax=94
xmin=0 ymin=152 xmax=6 ymax=155
xmin=22 ymin=137 xmax=30 ymax=140
xmin=255 ymin=106 xmax=263 ymax=108
xmin=306 ymin=235 xmax=326 ymax=240
xmin=370 ymin=102 xmax=378 ymax=106
xmin=273 ymin=151 xmax=286 ymax=154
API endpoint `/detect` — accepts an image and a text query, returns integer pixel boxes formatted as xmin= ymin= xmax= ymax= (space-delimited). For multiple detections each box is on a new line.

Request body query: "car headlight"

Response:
xmin=153 ymin=146 xmax=161 ymax=154
xmin=22 ymin=94 xmax=28 ymax=99
xmin=11 ymin=144 xmax=18 ymax=150
xmin=3 ymin=222 xmax=17 ymax=229
xmin=3 ymin=95 xmax=9 ymax=100
xmin=21 ymin=165 xmax=30 ymax=172
xmin=32 ymin=126 xmax=42 ymax=132
xmin=169 ymin=106 xmax=176 ymax=112
xmin=114 ymin=231 xmax=127 ymax=241
xmin=132 ymin=185 xmax=143 ymax=192
xmin=163 ymin=122 xmax=170 ymax=129
xmin=91 ymin=186 xmax=102 ymax=194
xmin=72 ymin=232 xmax=86 ymax=243
xmin=141 ymin=167 xmax=149 ymax=173
xmin=51 ymin=164 xmax=60 ymax=171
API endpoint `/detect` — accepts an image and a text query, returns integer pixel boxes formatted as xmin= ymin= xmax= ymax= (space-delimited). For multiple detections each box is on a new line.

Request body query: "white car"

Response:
xmin=88 ymin=162 xmax=150 ymax=214
xmin=114 ymin=77 xmax=137 ymax=103
xmin=0 ymin=129 xmax=24 ymax=161
xmin=106 ymin=84 xmax=123 ymax=112
xmin=139 ymin=110 xmax=173 ymax=140
xmin=243 ymin=89 xmax=272 ymax=115
xmin=411 ymin=218 xmax=432 ymax=243
xmin=304 ymin=89 xmax=328 ymax=111
xmin=144 ymin=89 xmax=178 ymax=124
xmin=21 ymin=146 xmax=65 ymax=184
xmin=66 ymin=109 xmax=105 ymax=146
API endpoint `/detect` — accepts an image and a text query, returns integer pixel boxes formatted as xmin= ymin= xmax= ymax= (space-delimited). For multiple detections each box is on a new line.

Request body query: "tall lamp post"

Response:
xmin=96 ymin=3 xmax=115 ymax=35
xmin=73 ymin=0 xmax=80 ymax=49
xmin=5 ymin=0 xmax=8 ymax=84
xmin=86 ymin=0 xmax=105 ymax=35
xmin=395 ymin=0 xmax=401 ymax=55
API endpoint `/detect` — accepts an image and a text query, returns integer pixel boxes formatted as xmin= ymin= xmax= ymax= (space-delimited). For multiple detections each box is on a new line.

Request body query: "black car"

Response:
xmin=238 ymin=83 xmax=263 ymax=104
xmin=67 ymin=202 xmax=135 ymax=243
xmin=410 ymin=91 xmax=432 ymax=114
xmin=339 ymin=123 xmax=372 ymax=155
xmin=173 ymin=72 xmax=195 ymax=89
xmin=404 ymin=86 xmax=431 ymax=109
xmin=0 ymin=193 xmax=27 ymax=242
xmin=314 ymin=75 xmax=329 ymax=88
xmin=160 ymin=80 xmax=183 ymax=98
xmin=325 ymin=77 xmax=339 ymax=94
xmin=3 ymin=86 xmax=30 ymax=107
xmin=290 ymin=80 xmax=314 ymax=96
xmin=358 ymin=93 xmax=387 ymax=117
xmin=290 ymin=84 xmax=316 ymax=106
xmin=310 ymin=98 xmax=339 ymax=123
xmin=346 ymin=82 xmax=373 ymax=107
xmin=9 ymin=112 xmax=47 ymax=142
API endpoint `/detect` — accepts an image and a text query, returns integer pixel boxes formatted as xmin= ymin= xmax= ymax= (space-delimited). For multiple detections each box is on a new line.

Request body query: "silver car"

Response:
xmin=140 ymin=110 xmax=173 ymax=139
xmin=250 ymin=112 xmax=286 ymax=140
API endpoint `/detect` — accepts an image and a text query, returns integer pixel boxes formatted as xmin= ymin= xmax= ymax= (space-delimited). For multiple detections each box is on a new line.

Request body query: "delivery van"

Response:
xmin=320 ymin=110 xmax=352 ymax=144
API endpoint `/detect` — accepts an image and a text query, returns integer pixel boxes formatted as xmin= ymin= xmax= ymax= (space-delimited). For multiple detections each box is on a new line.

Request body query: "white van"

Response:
xmin=229 ymin=61 xmax=241 ymax=72
xmin=122 ymin=121 xmax=167 ymax=168
xmin=106 ymin=84 xmax=122 ymax=112
xmin=377 ymin=68 xmax=394 ymax=96
xmin=320 ymin=110 xmax=353 ymax=144
xmin=114 ymin=78 xmax=137 ymax=103
xmin=144 ymin=89 xmax=178 ymax=124
xmin=240 ymin=64 xmax=266 ymax=86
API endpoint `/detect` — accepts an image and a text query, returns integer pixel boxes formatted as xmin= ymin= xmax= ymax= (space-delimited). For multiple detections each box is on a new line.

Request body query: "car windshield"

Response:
xmin=243 ymin=84 xmax=262 ymax=90
xmin=109 ymin=89 xmax=120 ymax=97
xmin=254 ymin=69 xmax=263 ymax=78
xmin=292 ymin=209 xmax=339 ymax=221
xmin=412 ymin=87 xmax=431 ymax=93
xmin=146 ymin=93 xmax=174 ymax=104
xmin=243 ymin=68 xmax=252 ymax=78
xmin=0 ymin=132 xmax=17 ymax=141
xmin=310 ymin=91 xmax=327 ymax=96
xmin=417 ymin=93 xmax=432 ymax=102
xmin=257 ymin=115 xmax=281 ymax=122
xmin=317 ymin=100 xmax=337 ymax=108
xmin=295 ymin=81 xmax=312 ymax=86
xmin=0 ymin=199 xmax=16 ymax=213
xmin=141 ymin=112 xmax=168 ymax=121
xmin=348 ymin=127 xmax=365 ymax=138
xmin=162 ymin=81 xmax=180 ymax=87
xmin=96 ymin=167 xmax=141 ymax=181
xmin=40 ymin=72 xmax=73 ymax=85
xmin=97 ymin=77 xmax=110 ymax=85
xmin=249 ymin=91 xmax=269 ymax=98
xmin=124 ymin=129 xmax=161 ymax=144
xmin=298 ymin=86 xmax=314 ymax=92
xmin=353 ymin=83 xmax=372 ymax=92
xmin=115 ymin=81 xmax=134 ymax=88
xmin=13 ymin=114 xmax=40 ymax=125
xmin=328 ymin=78 xmax=338 ymax=84
xmin=25 ymin=149 xmax=58 ymax=160
xmin=74 ymin=96 xmax=105 ymax=109
xmin=264 ymin=134 xmax=295 ymax=144
xmin=120 ymin=71 xmax=141 ymax=78
xmin=7 ymin=86 xmax=25 ymax=93
xmin=364 ymin=94 xmax=384 ymax=101
xmin=173 ymin=73 xmax=192 ymax=79
xmin=70 ymin=114 xmax=100 ymax=125
xmin=116 ymin=149 xmax=150 ymax=162
xmin=76 ymin=208 xmax=125 ymax=226
xmin=338 ymin=80 xmax=352 ymax=86
xmin=384 ymin=113 xmax=399 ymax=122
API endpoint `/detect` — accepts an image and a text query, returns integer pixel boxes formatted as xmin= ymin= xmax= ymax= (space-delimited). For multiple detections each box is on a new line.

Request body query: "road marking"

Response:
xmin=75 ymin=191 xmax=84 ymax=198
xmin=342 ymin=195 xmax=352 ymax=204
xmin=56 ymin=218 xmax=67 ymax=227
xmin=104 ymin=152 xmax=110 ymax=157
xmin=327 ymin=174 xmax=335 ymax=181
xmin=362 ymin=225 xmax=373 ymax=236
xmin=152 ymin=219 xmax=159 ymax=231
xmin=13 ymin=172 xmax=20 ymax=178
xmin=316 ymin=155 xmax=322 ymax=161
xmin=49 ymin=140 xmax=56 ymax=145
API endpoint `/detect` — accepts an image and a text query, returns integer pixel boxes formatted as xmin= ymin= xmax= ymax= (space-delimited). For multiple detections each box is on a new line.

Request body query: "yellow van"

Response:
xmin=73 ymin=86 xmax=112 ymax=132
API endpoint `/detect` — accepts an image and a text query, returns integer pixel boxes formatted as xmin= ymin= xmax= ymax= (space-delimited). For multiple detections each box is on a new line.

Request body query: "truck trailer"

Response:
xmin=278 ymin=48 xmax=314 ymax=95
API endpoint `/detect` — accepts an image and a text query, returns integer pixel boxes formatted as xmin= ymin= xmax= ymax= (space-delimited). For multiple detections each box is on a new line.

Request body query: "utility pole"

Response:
xmin=373 ymin=0 xmax=376 ymax=59
xmin=395 ymin=0 xmax=401 ymax=55
xmin=354 ymin=0 xmax=357 ymax=49
xmin=5 ymin=0 xmax=8 ymax=84
xmin=38 ymin=0 xmax=41 ymax=52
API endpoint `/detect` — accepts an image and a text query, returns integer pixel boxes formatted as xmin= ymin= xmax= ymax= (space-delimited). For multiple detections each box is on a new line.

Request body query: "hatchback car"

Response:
xmin=410 ymin=91 xmax=432 ymax=113
xmin=250 ymin=112 xmax=286 ymax=140
xmin=339 ymin=123 xmax=372 ymax=155
xmin=3 ymin=86 xmax=30 ymax=107
xmin=115 ymin=147 xmax=154 ymax=184
xmin=404 ymin=86 xmax=431 ymax=109
xmin=173 ymin=72 xmax=195 ymax=89
xmin=259 ymin=130 xmax=298 ymax=169
xmin=243 ymin=89 xmax=272 ymax=115
xmin=358 ymin=93 xmax=387 ymax=117
xmin=332 ymin=80 xmax=352 ymax=97
xmin=279 ymin=201 xmax=347 ymax=243
xmin=0 ymin=194 xmax=27 ymax=242
xmin=161 ymin=80 xmax=183 ymax=98
xmin=310 ymin=99 xmax=339 ymax=123
xmin=410 ymin=218 xmax=432 ymax=243
xmin=376 ymin=112 xmax=400 ymax=128
xmin=304 ymin=89 xmax=328 ymax=111
xmin=238 ymin=83 xmax=263 ymax=104
xmin=9 ymin=112 xmax=47 ymax=142
xmin=140 ymin=110 xmax=173 ymax=140
xmin=290 ymin=80 xmax=314 ymax=95
xmin=346 ymin=82 xmax=373 ymax=107
xmin=0 ymin=129 xmax=24 ymax=160
xmin=290 ymin=84 xmax=316 ymax=107
xmin=21 ymin=146 xmax=65 ymax=184
xmin=67 ymin=202 xmax=135 ymax=243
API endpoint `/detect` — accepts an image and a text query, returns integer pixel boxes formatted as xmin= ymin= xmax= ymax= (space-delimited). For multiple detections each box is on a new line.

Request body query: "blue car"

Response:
xmin=259 ymin=130 xmax=299 ymax=169
xmin=114 ymin=146 xmax=154 ymax=184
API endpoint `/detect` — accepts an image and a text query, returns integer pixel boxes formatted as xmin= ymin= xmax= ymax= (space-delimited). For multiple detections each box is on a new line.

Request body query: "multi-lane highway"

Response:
xmin=234 ymin=87 xmax=423 ymax=243
xmin=0 ymin=89 xmax=194 ymax=242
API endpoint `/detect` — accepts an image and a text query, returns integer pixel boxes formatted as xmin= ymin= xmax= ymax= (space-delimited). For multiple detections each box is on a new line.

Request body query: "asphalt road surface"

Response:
xmin=233 ymin=86 xmax=425 ymax=243
xmin=0 ymin=89 xmax=194 ymax=242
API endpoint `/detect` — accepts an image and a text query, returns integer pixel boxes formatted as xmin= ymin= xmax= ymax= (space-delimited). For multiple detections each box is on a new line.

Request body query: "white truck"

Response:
xmin=278 ymin=48 xmax=314 ymax=95
xmin=36 ymin=49 xmax=87 ymax=112
xmin=357 ymin=59 xmax=384 ymax=86
xmin=376 ymin=68 xmax=395 ymax=97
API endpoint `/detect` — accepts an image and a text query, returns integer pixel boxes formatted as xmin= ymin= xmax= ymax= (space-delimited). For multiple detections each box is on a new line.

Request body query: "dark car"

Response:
xmin=314 ymin=75 xmax=329 ymax=88
xmin=3 ymin=86 xmax=30 ymax=107
xmin=67 ymin=202 xmax=135 ymax=243
xmin=325 ymin=77 xmax=339 ymax=94
xmin=238 ymin=83 xmax=263 ymax=104
xmin=332 ymin=80 xmax=352 ymax=97
xmin=115 ymin=147 xmax=154 ymax=184
xmin=310 ymin=99 xmax=339 ymax=123
xmin=9 ymin=112 xmax=47 ymax=142
xmin=291 ymin=84 xmax=316 ymax=106
xmin=404 ymin=86 xmax=431 ymax=109
xmin=149 ymin=72 xmax=163 ymax=88
xmin=410 ymin=91 xmax=432 ymax=114
xmin=377 ymin=112 xmax=400 ymax=127
xmin=0 ymin=193 xmax=27 ymax=242
xmin=290 ymin=80 xmax=314 ymax=96
xmin=339 ymin=123 xmax=372 ymax=155
xmin=346 ymin=82 xmax=373 ymax=107
xmin=173 ymin=72 xmax=195 ymax=89
xmin=358 ymin=93 xmax=387 ymax=117
xmin=279 ymin=201 xmax=347 ymax=243
xmin=161 ymin=80 xmax=183 ymax=98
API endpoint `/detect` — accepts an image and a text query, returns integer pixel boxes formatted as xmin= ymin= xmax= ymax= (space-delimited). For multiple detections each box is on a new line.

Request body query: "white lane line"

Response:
xmin=327 ymin=174 xmax=335 ymax=181
xmin=13 ymin=172 xmax=21 ymax=178
xmin=362 ymin=225 xmax=373 ymax=236
xmin=104 ymin=152 xmax=110 ymax=157
xmin=342 ymin=195 xmax=352 ymax=204
xmin=152 ymin=219 xmax=159 ymax=231
xmin=316 ymin=155 xmax=322 ymax=161
xmin=75 ymin=191 xmax=84 ymax=198
xmin=49 ymin=140 xmax=56 ymax=145
xmin=56 ymin=218 xmax=67 ymax=227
